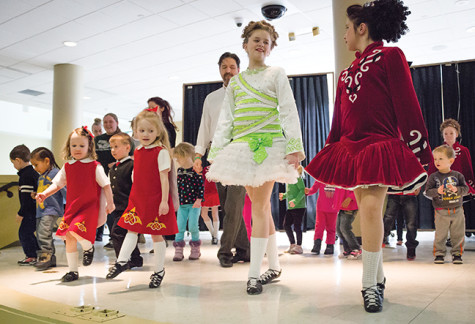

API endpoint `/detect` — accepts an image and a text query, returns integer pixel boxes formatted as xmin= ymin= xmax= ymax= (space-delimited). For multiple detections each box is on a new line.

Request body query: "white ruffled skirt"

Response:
xmin=206 ymin=138 xmax=298 ymax=187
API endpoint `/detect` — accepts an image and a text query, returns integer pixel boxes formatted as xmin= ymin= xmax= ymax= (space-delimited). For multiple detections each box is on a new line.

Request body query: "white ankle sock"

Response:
xmin=377 ymin=249 xmax=385 ymax=284
xmin=66 ymin=252 xmax=78 ymax=272
xmin=266 ymin=233 xmax=280 ymax=271
xmin=78 ymin=240 xmax=92 ymax=251
xmin=153 ymin=241 xmax=166 ymax=272
xmin=362 ymin=249 xmax=381 ymax=289
xmin=248 ymin=237 xmax=268 ymax=279
xmin=213 ymin=220 xmax=220 ymax=238
xmin=204 ymin=220 xmax=214 ymax=235
xmin=117 ymin=232 xmax=138 ymax=264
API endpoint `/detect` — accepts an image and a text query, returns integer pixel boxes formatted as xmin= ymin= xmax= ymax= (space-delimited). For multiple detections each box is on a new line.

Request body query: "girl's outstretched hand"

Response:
xmin=159 ymin=201 xmax=169 ymax=215
xmin=285 ymin=152 xmax=300 ymax=169
xmin=35 ymin=193 xmax=46 ymax=204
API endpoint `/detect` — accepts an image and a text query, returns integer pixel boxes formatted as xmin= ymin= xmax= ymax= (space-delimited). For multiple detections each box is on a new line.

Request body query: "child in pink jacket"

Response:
xmin=306 ymin=182 xmax=339 ymax=255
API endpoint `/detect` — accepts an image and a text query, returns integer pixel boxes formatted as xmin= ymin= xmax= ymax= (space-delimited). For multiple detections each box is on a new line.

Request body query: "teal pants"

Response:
xmin=176 ymin=204 xmax=201 ymax=242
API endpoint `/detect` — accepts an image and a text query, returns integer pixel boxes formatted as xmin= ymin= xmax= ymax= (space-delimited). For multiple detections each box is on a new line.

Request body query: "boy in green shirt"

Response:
xmin=279 ymin=166 xmax=307 ymax=254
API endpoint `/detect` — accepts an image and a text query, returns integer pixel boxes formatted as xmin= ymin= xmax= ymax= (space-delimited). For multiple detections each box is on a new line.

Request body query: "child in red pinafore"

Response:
xmin=106 ymin=110 xmax=178 ymax=288
xmin=36 ymin=127 xmax=115 ymax=282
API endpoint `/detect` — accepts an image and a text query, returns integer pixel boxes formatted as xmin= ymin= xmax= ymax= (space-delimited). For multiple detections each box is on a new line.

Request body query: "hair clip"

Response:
xmin=145 ymin=107 xmax=158 ymax=113
xmin=82 ymin=126 xmax=94 ymax=138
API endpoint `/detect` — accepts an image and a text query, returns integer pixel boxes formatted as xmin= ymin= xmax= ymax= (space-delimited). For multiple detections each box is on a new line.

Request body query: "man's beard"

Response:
xmin=223 ymin=73 xmax=233 ymax=85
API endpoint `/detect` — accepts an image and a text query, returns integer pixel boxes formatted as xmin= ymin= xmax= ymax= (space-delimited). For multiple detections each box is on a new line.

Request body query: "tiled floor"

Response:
xmin=0 ymin=230 xmax=474 ymax=323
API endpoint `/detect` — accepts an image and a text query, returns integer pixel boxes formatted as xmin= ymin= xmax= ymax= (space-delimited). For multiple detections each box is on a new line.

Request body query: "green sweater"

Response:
xmin=282 ymin=177 xmax=306 ymax=209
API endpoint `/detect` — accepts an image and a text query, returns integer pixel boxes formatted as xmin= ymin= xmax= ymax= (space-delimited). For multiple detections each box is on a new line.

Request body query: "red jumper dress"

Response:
xmin=118 ymin=146 xmax=178 ymax=235
xmin=56 ymin=161 xmax=102 ymax=243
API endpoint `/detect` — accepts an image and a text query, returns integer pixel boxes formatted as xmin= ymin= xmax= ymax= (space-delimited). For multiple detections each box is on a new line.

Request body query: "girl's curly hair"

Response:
xmin=440 ymin=118 xmax=461 ymax=138
xmin=241 ymin=20 xmax=279 ymax=49
xmin=347 ymin=0 xmax=411 ymax=43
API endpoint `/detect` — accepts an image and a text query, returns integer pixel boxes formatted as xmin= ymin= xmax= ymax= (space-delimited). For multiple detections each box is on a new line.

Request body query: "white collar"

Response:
xmin=137 ymin=143 xmax=161 ymax=150
xmin=67 ymin=158 xmax=94 ymax=164
xmin=118 ymin=156 xmax=132 ymax=163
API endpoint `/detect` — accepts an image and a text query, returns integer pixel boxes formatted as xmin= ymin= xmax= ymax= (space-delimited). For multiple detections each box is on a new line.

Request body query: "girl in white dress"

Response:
xmin=207 ymin=20 xmax=305 ymax=295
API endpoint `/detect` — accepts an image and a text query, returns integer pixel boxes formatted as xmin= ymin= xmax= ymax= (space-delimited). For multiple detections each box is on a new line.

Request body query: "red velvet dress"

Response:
xmin=118 ymin=146 xmax=178 ymax=235
xmin=428 ymin=141 xmax=475 ymax=194
xmin=306 ymin=42 xmax=432 ymax=193
xmin=56 ymin=161 xmax=101 ymax=243
xmin=201 ymin=166 xmax=220 ymax=207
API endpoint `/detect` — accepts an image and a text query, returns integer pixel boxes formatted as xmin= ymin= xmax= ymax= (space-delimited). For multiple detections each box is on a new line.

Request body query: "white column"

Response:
xmin=52 ymin=64 xmax=83 ymax=164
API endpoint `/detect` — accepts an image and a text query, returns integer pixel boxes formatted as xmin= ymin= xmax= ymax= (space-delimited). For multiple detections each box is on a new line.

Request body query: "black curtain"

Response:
xmin=411 ymin=66 xmax=443 ymax=229
xmin=456 ymin=61 xmax=475 ymax=230
xmin=285 ymin=74 xmax=330 ymax=230
xmin=183 ymin=82 xmax=222 ymax=144
xmin=183 ymin=74 xmax=330 ymax=231
xmin=411 ymin=61 xmax=475 ymax=230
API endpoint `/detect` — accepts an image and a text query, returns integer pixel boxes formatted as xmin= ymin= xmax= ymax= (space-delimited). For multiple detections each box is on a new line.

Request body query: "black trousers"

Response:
xmin=283 ymin=208 xmax=306 ymax=245
xmin=19 ymin=216 xmax=38 ymax=258
xmin=110 ymin=210 xmax=143 ymax=265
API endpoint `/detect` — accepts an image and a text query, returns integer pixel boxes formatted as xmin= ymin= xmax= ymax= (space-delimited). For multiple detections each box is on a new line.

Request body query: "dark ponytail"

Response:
xmin=347 ymin=0 xmax=410 ymax=43
xmin=31 ymin=147 xmax=60 ymax=171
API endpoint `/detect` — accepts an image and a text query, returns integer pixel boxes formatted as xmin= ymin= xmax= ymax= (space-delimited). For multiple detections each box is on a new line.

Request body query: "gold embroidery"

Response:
xmin=146 ymin=217 xmax=167 ymax=231
xmin=58 ymin=221 xmax=69 ymax=231
xmin=122 ymin=208 xmax=143 ymax=225
xmin=75 ymin=221 xmax=87 ymax=232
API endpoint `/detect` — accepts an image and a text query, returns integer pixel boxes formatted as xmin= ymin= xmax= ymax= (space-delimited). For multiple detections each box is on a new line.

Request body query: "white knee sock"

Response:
xmin=213 ymin=220 xmax=220 ymax=238
xmin=362 ymin=249 xmax=381 ymax=289
xmin=153 ymin=241 xmax=166 ymax=273
xmin=248 ymin=237 xmax=268 ymax=279
xmin=66 ymin=251 xmax=78 ymax=272
xmin=78 ymin=239 xmax=92 ymax=251
xmin=204 ymin=220 xmax=214 ymax=235
xmin=377 ymin=249 xmax=385 ymax=284
xmin=117 ymin=232 xmax=138 ymax=264
xmin=266 ymin=233 xmax=280 ymax=271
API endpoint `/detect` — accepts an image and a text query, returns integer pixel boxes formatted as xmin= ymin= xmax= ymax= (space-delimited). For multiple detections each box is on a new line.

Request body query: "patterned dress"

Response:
xmin=207 ymin=66 xmax=305 ymax=187
xmin=118 ymin=145 xmax=178 ymax=235
xmin=305 ymin=41 xmax=432 ymax=193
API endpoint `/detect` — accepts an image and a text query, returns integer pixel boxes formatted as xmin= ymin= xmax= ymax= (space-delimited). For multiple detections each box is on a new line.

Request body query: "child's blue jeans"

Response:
xmin=176 ymin=204 xmax=201 ymax=242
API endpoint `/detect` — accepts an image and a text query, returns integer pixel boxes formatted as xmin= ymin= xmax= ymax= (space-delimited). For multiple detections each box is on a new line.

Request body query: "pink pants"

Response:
xmin=314 ymin=211 xmax=338 ymax=244
xmin=242 ymin=194 xmax=252 ymax=241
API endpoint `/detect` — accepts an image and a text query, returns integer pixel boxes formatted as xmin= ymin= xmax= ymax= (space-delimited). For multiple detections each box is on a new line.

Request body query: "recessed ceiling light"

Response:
xmin=63 ymin=41 xmax=77 ymax=47
xmin=466 ymin=26 xmax=475 ymax=33
xmin=432 ymin=45 xmax=447 ymax=51
xmin=83 ymin=96 xmax=91 ymax=100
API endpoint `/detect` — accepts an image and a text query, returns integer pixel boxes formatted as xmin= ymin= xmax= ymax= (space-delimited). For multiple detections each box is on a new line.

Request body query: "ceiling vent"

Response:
xmin=18 ymin=89 xmax=44 ymax=96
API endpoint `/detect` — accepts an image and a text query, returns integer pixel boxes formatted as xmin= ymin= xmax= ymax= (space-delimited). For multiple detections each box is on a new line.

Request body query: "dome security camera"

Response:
xmin=234 ymin=17 xmax=243 ymax=28
xmin=261 ymin=4 xmax=287 ymax=21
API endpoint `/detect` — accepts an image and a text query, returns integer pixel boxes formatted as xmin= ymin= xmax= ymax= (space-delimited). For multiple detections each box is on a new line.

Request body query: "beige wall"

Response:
xmin=0 ymin=175 xmax=21 ymax=249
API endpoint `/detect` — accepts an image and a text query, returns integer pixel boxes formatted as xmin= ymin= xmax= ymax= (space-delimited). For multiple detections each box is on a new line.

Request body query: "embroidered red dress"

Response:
xmin=55 ymin=161 xmax=104 ymax=243
xmin=306 ymin=42 xmax=432 ymax=193
xmin=428 ymin=141 xmax=475 ymax=194
xmin=118 ymin=145 xmax=178 ymax=235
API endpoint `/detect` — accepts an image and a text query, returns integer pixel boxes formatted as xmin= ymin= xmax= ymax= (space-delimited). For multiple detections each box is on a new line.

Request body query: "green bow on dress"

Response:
xmin=248 ymin=134 xmax=273 ymax=164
